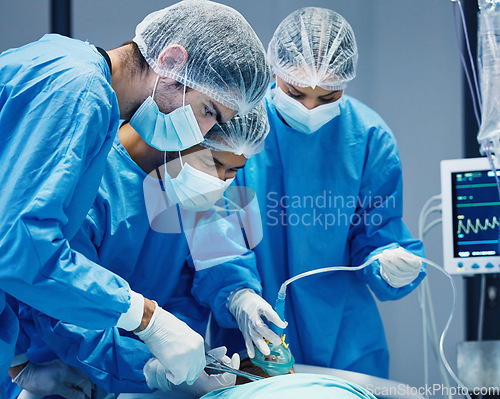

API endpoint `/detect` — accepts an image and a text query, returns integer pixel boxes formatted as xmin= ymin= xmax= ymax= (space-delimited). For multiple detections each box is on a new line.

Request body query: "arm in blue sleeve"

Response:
xmin=186 ymin=190 xmax=263 ymax=328
xmin=349 ymin=127 xmax=426 ymax=301
xmin=20 ymin=305 xmax=153 ymax=394
xmin=0 ymin=71 xmax=131 ymax=329
xmin=6 ymin=295 xmax=30 ymax=360
xmin=191 ymin=251 xmax=262 ymax=329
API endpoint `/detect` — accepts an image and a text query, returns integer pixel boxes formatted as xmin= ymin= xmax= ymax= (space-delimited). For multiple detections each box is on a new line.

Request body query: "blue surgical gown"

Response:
xmin=209 ymin=85 xmax=426 ymax=378
xmin=9 ymin=134 xmax=262 ymax=394
xmin=0 ymin=34 xmax=134 ymax=377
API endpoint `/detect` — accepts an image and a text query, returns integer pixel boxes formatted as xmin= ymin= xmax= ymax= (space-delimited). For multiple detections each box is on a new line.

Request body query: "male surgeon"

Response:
xmin=9 ymin=105 xmax=272 ymax=398
xmin=0 ymin=0 xmax=270 ymax=389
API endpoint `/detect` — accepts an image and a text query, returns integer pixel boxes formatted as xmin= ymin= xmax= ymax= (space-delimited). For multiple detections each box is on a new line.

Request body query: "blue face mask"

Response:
xmin=129 ymin=75 xmax=204 ymax=151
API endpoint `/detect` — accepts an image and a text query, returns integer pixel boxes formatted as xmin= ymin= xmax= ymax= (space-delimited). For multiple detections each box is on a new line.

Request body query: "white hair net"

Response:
xmin=268 ymin=7 xmax=358 ymax=90
xmin=133 ymin=0 xmax=270 ymax=114
xmin=199 ymin=102 xmax=269 ymax=158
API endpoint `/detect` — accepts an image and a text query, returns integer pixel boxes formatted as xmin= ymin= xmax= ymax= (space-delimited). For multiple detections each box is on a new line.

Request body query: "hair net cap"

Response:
xmin=133 ymin=0 xmax=270 ymax=114
xmin=268 ymin=7 xmax=358 ymax=90
xmin=199 ymin=102 xmax=269 ymax=158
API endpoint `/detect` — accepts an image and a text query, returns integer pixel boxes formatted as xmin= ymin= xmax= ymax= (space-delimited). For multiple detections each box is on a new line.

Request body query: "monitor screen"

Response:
xmin=452 ymin=169 xmax=500 ymax=258
xmin=441 ymin=157 xmax=500 ymax=274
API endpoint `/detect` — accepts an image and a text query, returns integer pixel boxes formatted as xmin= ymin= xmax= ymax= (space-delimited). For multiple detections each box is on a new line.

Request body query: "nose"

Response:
xmin=301 ymin=98 xmax=318 ymax=110
xmin=217 ymin=169 xmax=226 ymax=181
xmin=198 ymin=120 xmax=217 ymax=136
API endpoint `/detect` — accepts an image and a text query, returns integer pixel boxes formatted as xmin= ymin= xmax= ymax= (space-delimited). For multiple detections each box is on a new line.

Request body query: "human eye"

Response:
xmin=287 ymin=89 xmax=303 ymax=99
xmin=201 ymin=156 xmax=215 ymax=168
xmin=204 ymin=105 xmax=215 ymax=117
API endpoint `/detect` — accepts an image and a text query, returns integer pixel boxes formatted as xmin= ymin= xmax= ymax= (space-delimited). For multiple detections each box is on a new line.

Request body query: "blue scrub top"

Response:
xmin=0 ymin=34 xmax=132 ymax=377
xmin=11 ymin=134 xmax=262 ymax=394
xmin=209 ymin=85 xmax=426 ymax=378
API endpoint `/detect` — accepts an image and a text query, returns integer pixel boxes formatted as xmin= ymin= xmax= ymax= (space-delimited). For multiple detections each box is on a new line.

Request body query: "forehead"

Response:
xmin=181 ymin=145 xmax=247 ymax=168
xmin=282 ymin=80 xmax=336 ymax=97
xmin=212 ymin=150 xmax=247 ymax=168
xmin=191 ymin=89 xmax=238 ymax=122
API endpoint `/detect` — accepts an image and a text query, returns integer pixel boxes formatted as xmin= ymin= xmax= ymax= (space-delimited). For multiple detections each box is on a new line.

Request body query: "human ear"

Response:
xmin=157 ymin=45 xmax=188 ymax=72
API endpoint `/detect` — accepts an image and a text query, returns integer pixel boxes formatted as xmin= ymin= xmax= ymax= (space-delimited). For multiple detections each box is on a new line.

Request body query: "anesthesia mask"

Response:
xmin=251 ymin=291 xmax=295 ymax=376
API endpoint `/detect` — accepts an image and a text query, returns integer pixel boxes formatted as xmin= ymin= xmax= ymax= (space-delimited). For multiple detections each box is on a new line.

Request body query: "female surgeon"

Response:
xmin=7 ymin=104 xmax=275 ymax=398
xmin=210 ymin=7 xmax=426 ymax=379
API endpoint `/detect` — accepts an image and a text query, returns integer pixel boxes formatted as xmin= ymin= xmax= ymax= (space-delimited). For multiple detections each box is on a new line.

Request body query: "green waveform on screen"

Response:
xmin=457 ymin=216 xmax=500 ymax=235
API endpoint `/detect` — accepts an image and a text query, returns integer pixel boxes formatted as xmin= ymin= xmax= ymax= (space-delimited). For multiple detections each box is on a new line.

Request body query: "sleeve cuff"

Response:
xmin=10 ymin=353 xmax=29 ymax=367
xmin=116 ymin=290 xmax=144 ymax=331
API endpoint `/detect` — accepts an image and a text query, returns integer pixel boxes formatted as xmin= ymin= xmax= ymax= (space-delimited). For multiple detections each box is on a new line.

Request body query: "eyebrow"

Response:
xmin=319 ymin=91 xmax=340 ymax=99
xmin=209 ymin=100 xmax=224 ymax=124
xmin=286 ymin=82 xmax=339 ymax=99
xmin=213 ymin=155 xmax=245 ymax=170
xmin=285 ymin=83 xmax=305 ymax=95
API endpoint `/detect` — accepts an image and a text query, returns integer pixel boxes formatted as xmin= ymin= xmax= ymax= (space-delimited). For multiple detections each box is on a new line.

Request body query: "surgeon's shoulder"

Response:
xmin=342 ymin=95 xmax=396 ymax=143
xmin=43 ymin=35 xmax=114 ymax=97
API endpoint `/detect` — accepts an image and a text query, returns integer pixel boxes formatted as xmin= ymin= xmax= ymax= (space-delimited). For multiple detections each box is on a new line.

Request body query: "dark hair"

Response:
xmin=121 ymin=40 xmax=149 ymax=74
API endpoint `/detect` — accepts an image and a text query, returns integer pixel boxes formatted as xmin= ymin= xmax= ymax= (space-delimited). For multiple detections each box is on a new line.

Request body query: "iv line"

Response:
xmin=274 ymin=253 xmax=471 ymax=399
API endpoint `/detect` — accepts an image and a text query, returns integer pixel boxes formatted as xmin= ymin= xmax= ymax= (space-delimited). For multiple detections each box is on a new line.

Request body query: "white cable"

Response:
xmin=276 ymin=246 xmax=469 ymax=398
xmin=418 ymin=195 xmax=442 ymax=241
xmin=423 ymin=218 xmax=443 ymax=237
xmin=424 ymin=275 xmax=453 ymax=395
xmin=478 ymin=274 xmax=486 ymax=341
xmin=421 ymin=258 xmax=472 ymax=399
xmin=418 ymin=194 xmax=451 ymax=394
xmin=278 ymin=254 xmax=381 ymax=295
xmin=417 ymin=283 xmax=429 ymax=399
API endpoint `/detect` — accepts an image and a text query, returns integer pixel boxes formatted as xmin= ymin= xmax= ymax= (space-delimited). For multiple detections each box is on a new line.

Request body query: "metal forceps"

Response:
xmin=205 ymin=352 xmax=264 ymax=382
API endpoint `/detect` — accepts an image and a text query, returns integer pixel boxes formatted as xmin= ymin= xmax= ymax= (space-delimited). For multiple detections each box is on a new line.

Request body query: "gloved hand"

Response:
xmin=378 ymin=247 xmax=422 ymax=288
xmin=135 ymin=302 xmax=205 ymax=385
xmin=17 ymin=391 xmax=43 ymax=399
xmin=12 ymin=359 xmax=94 ymax=399
xmin=144 ymin=347 xmax=240 ymax=396
xmin=228 ymin=288 xmax=287 ymax=358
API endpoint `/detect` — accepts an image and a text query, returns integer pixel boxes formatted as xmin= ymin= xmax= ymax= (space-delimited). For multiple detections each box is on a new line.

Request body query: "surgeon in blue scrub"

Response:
xmin=0 ymin=0 xmax=270 ymax=391
xmin=7 ymin=104 xmax=271 ymax=398
xmin=210 ymin=7 xmax=426 ymax=379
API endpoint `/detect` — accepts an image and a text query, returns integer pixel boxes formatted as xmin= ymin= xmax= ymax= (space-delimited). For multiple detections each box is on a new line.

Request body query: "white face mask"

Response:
xmin=272 ymin=85 xmax=341 ymax=134
xmin=163 ymin=152 xmax=233 ymax=211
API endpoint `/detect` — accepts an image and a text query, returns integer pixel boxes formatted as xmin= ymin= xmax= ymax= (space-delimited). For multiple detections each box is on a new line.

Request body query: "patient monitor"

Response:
xmin=441 ymin=157 xmax=500 ymax=275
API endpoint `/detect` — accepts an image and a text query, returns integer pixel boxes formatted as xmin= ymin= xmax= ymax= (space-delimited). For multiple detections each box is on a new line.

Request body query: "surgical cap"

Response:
xmin=133 ymin=0 xmax=270 ymax=115
xmin=199 ymin=102 xmax=269 ymax=158
xmin=268 ymin=7 xmax=358 ymax=90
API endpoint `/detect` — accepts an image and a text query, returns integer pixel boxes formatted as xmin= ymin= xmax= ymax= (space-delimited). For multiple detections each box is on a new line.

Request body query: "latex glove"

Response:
xmin=378 ymin=247 xmax=422 ymax=288
xmin=135 ymin=302 xmax=205 ymax=385
xmin=144 ymin=347 xmax=240 ymax=396
xmin=12 ymin=359 xmax=94 ymax=399
xmin=17 ymin=391 xmax=43 ymax=399
xmin=228 ymin=288 xmax=287 ymax=358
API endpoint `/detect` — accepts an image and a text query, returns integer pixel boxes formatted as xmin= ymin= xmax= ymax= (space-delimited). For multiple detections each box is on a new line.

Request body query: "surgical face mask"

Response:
xmin=272 ymin=85 xmax=341 ymax=134
xmin=130 ymin=75 xmax=203 ymax=151
xmin=163 ymin=152 xmax=233 ymax=211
